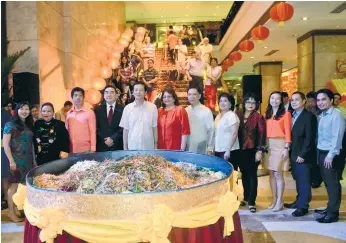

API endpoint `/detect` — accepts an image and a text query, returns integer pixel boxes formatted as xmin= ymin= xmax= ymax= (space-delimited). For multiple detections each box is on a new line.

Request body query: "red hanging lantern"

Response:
xmin=270 ymin=2 xmax=294 ymax=27
xmin=229 ymin=51 xmax=242 ymax=62
xmin=239 ymin=40 xmax=254 ymax=52
xmin=222 ymin=65 xmax=228 ymax=72
xmin=223 ymin=58 xmax=234 ymax=68
xmin=251 ymin=25 xmax=270 ymax=44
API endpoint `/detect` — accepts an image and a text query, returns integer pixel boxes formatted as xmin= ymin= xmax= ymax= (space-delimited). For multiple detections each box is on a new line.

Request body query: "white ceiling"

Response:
xmin=226 ymin=1 xmax=346 ymax=76
xmin=125 ymin=1 xmax=233 ymax=24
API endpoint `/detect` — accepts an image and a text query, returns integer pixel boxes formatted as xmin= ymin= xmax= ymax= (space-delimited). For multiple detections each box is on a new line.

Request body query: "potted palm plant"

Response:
xmin=1 ymin=40 xmax=30 ymax=104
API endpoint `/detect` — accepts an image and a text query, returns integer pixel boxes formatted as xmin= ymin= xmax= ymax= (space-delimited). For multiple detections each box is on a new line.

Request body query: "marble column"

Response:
xmin=253 ymin=62 xmax=283 ymax=113
xmin=297 ymin=30 xmax=346 ymax=94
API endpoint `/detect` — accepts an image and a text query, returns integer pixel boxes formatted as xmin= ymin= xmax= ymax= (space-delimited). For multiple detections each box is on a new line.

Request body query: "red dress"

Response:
xmin=158 ymin=106 xmax=190 ymax=150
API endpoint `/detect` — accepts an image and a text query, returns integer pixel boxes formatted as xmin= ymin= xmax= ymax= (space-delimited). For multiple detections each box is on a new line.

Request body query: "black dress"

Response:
xmin=34 ymin=119 xmax=70 ymax=166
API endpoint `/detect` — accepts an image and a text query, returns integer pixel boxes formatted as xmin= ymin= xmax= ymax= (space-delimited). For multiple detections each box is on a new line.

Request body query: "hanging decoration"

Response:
xmin=100 ymin=66 xmax=112 ymax=79
xmin=229 ymin=51 xmax=242 ymax=62
xmin=270 ymin=2 xmax=294 ymax=27
xmin=108 ymin=58 xmax=120 ymax=70
xmin=86 ymin=89 xmax=102 ymax=105
xmin=92 ymin=77 xmax=107 ymax=90
xmin=239 ymin=40 xmax=254 ymax=52
xmin=222 ymin=65 xmax=229 ymax=72
xmin=251 ymin=25 xmax=270 ymax=44
xmin=223 ymin=59 xmax=234 ymax=68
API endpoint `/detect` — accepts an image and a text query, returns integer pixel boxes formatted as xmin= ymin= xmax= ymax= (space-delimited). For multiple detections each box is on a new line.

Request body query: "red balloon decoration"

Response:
xmin=251 ymin=25 xmax=270 ymax=44
xmin=223 ymin=58 xmax=234 ymax=68
xmin=229 ymin=51 xmax=242 ymax=62
xmin=239 ymin=40 xmax=254 ymax=52
xmin=270 ymin=2 xmax=294 ymax=27
xmin=222 ymin=65 xmax=229 ymax=72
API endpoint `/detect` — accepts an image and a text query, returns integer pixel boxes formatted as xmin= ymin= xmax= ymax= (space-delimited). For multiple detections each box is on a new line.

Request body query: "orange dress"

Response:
xmin=158 ymin=106 xmax=190 ymax=150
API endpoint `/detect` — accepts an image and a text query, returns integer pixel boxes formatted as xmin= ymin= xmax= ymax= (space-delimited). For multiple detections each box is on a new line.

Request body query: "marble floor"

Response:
xmin=1 ymin=170 xmax=346 ymax=243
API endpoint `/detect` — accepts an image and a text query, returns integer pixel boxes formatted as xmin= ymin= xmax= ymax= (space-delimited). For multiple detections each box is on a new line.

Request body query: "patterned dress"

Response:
xmin=3 ymin=121 xmax=34 ymax=183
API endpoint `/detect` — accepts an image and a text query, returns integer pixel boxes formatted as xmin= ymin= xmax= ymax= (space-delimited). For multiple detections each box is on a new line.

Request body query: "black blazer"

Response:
xmin=290 ymin=109 xmax=317 ymax=164
xmin=94 ymin=103 xmax=124 ymax=152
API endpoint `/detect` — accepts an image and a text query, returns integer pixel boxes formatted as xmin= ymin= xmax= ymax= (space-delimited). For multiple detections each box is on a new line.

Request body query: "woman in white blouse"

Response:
xmin=214 ymin=92 xmax=240 ymax=170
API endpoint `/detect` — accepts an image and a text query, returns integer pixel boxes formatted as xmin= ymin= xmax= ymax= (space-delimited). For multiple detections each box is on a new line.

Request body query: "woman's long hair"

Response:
xmin=265 ymin=91 xmax=286 ymax=120
xmin=120 ymin=55 xmax=130 ymax=69
xmin=12 ymin=101 xmax=34 ymax=131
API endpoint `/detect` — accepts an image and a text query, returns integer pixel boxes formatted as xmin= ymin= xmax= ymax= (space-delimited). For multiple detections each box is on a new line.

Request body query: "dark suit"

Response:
xmin=94 ymin=103 xmax=124 ymax=152
xmin=290 ymin=109 xmax=317 ymax=209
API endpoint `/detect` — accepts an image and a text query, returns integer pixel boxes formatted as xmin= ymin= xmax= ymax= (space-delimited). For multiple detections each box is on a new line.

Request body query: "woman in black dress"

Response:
xmin=34 ymin=103 xmax=70 ymax=166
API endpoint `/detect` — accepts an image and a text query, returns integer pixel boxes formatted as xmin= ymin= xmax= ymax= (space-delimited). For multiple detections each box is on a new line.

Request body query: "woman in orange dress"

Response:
xmin=157 ymin=86 xmax=190 ymax=150
xmin=264 ymin=91 xmax=292 ymax=212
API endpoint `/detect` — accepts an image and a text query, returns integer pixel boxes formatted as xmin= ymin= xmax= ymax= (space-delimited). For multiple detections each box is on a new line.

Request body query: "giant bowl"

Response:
xmin=26 ymin=150 xmax=233 ymax=221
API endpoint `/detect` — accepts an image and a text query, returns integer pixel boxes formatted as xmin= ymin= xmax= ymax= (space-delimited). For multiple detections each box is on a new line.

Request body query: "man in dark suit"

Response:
xmin=95 ymin=85 xmax=124 ymax=152
xmin=284 ymin=92 xmax=317 ymax=217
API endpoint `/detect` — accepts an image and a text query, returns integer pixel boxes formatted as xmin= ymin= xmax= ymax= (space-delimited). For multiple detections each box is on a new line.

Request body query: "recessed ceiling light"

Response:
xmin=185 ymin=14 xmax=189 ymax=17
xmin=336 ymin=25 xmax=339 ymax=28
xmin=186 ymin=6 xmax=189 ymax=9
xmin=272 ymin=60 xmax=275 ymax=61
xmin=213 ymin=13 xmax=216 ymax=16
xmin=250 ymin=57 xmax=254 ymax=59
xmin=264 ymin=46 xmax=268 ymax=49
xmin=161 ymin=16 xmax=163 ymax=18
xmin=302 ymin=17 xmax=308 ymax=21
xmin=216 ymin=6 xmax=219 ymax=8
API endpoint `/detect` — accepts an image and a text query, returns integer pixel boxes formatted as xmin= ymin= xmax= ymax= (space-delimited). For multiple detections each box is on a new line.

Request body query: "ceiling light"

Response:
xmin=336 ymin=25 xmax=339 ymax=28
xmin=264 ymin=46 xmax=268 ymax=49
xmin=213 ymin=13 xmax=216 ymax=16
xmin=185 ymin=14 xmax=189 ymax=17
xmin=216 ymin=6 xmax=219 ymax=8
xmin=302 ymin=17 xmax=308 ymax=21
xmin=186 ymin=6 xmax=188 ymax=9
xmin=161 ymin=16 xmax=163 ymax=18
xmin=250 ymin=57 xmax=254 ymax=59
xmin=272 ymin=60 xmax=275 ymax=61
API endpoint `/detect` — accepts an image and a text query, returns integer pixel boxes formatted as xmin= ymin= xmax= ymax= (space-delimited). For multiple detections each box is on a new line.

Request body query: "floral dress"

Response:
xmin=3 ymin=121 xmax=34 ymax=183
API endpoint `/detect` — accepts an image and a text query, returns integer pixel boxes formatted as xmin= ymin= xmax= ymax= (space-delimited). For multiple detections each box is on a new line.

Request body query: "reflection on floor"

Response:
xmin=1 ymin=170 xmax=346 ymax=242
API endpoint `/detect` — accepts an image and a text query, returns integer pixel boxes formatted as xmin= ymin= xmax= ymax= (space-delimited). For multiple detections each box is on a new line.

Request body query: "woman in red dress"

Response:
xmin=158 ymin=86 xmax=190 ymax=150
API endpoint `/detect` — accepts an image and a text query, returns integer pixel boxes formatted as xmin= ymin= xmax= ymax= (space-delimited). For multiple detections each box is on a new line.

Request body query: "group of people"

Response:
xmin=1 ymin=77 xmax=345 ymax=224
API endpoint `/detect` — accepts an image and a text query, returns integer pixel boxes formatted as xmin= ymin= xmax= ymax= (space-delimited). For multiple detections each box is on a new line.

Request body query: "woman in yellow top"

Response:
xmin=264 ymin=91 xmax=292 ymax=212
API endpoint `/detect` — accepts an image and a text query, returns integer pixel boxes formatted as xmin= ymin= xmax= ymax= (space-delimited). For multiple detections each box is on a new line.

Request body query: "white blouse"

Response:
xmin=214 ymin=111 xmax=240 ymax=152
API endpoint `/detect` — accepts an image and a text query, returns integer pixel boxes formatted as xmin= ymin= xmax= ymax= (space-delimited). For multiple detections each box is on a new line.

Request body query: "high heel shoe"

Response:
xmin=272 ymin=203 xmax=284 ymax=212
xmin=268 ymin=202 xmax=276 ymax=209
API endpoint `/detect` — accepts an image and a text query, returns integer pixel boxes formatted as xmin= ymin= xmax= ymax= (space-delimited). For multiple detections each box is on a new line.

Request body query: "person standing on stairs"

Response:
xmin=198 ymin=37 xmax=213 ymax=63
xmin=141 ymin=59 xmax=159 ymax=102
xmin=175 ymin=39 xmax=187 ymax=80
xmin=142 ymin=37 xmax=155 ymax=71
xmin=185 ymin=49 xmax=207 ymax=104
xmin=283 ymin=92 xmax=317 ymax=217
xmin=166 ymin=31 xmax=178 ymax=64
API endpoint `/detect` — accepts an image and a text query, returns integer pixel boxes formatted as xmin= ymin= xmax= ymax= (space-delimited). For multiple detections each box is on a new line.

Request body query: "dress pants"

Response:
xmin=318 ymin=150 xmax=343 ymax=217
xmin=238 ymin=149 xmax=259 ymax=206
xmin=189 ymin=75 xmax=204 ymax=104
xmin=291 ymin=160 xmax=312 ymax=209
xmin=214 ymin=150 xmax=240 ymax=171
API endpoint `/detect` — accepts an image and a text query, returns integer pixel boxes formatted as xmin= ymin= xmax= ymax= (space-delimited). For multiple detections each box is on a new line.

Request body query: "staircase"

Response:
xmin=153 ymin=47 xmax=195 ymax=107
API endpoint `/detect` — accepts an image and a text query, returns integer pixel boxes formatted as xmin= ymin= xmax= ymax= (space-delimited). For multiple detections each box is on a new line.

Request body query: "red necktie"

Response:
xmin=108 ymin=105 xmax=113 ymax=125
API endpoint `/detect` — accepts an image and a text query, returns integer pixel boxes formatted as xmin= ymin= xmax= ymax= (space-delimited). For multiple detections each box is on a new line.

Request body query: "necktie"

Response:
xmin=108 ymin=105 xmax=113 ymax=125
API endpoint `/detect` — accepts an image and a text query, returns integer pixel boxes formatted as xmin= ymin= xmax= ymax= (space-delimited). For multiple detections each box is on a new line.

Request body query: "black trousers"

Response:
xmin=318 ymin=150 xmax=343 ymax=217
xmin=311 ymin=158 xmax=323 ymax=186
xmin=189 ymin=75 xmax=204 ymax=104
xmin=215 ymin=150 xmax=240 ymax=171
xmin=239 ymin=149 xmax=259 ymax=206
xmin=291 ymin=161 xmax=312 ymax=209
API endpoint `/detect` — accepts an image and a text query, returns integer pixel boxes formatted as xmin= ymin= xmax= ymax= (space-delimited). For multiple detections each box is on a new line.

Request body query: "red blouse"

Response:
xmin=158 ymin=106 xmax=190 ymax=150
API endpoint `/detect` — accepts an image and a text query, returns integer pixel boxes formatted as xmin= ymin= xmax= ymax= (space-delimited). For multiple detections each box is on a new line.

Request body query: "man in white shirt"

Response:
xmin=175 ymin=39 xmax=187 ymax=80
xmin=198 ymin=37 xmax=213 ymax=63
xmin=119 ymin=81 xmax=158 ymax=150
xmin=185 ymin=49 xmax=207 ymax=104
xmin=185 ymin=87 xmax=214 ymax=154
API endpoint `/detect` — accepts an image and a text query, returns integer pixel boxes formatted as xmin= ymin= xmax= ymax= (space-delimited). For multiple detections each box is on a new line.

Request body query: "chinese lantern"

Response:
xmin=108 ymin=58 xmax=119 ymax=69
xmin=270 ymin=2 xmax=294 ymax=27
xmin=223 ymin=58 xmax=234 ymax=68
xmin=239 ymin=40 xmax=254 ymax=52
xmin=100 ymin=66 xmax=112 ymax=79
xmin=251 ymin=25 xmax=270 ymax=44
xmin=86 ymin=89 xmax=102 ymax=105
xmin=92 ymin=77 xmax=106 ymax=90
xmin=229 ymin=51 xmax=242 ymax=62
xmin=222 ymin=65 xmax=229 ymax=72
